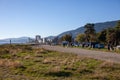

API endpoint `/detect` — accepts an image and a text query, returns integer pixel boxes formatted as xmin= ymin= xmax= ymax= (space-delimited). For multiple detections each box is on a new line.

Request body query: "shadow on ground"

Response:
xmin=45 ymin=71 xmax=72 ymax=77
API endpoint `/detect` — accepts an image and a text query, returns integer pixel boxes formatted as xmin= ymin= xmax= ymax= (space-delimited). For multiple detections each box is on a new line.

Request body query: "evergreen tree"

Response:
xmin=84 ymin=23 xmax=96 ymax=42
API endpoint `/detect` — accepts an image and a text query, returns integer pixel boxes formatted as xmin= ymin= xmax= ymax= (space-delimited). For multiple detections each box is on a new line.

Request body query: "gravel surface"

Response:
xmin=40 ymin=45 xmax=120 ymax=64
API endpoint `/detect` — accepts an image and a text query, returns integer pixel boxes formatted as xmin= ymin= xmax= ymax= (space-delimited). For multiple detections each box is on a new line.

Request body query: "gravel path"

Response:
xmin=41 ymin=45 xmax=120 ymax=64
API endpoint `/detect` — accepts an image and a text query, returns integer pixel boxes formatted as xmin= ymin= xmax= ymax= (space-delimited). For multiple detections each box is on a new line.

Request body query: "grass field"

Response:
xmin=0 ymin=44 xmax=120 ymax=80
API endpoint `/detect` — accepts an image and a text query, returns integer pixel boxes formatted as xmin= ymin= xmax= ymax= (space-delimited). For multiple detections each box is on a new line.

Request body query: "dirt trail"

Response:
xmin=40 ymin=45 xmax=120 ymax=64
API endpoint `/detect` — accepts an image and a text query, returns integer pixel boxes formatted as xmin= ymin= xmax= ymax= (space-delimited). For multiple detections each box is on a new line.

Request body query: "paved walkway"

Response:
xmin=40 ymin=45 xmax=120 ymax=64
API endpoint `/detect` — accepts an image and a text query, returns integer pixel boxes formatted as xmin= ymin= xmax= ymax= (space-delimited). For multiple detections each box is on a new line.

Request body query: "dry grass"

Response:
xmin=0 ymin=44 xmax=120 ymax=80
xmin=0 ymin=59 xmax=23 ymax=68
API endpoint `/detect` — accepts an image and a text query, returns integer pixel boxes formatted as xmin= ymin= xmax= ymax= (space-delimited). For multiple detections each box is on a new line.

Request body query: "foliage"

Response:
xmin=115 ymin=20 xmax=120 ymax=29
xmin=106 ymin=27 xmax=120 ymax=46
xmin=84 ymin=23 xmax=96 ymax=42
xmin=115 ymin=20 xmax=120 ymax=45
xmin=106 ymin=28 xmax=116 ymax=44
xmin=74 ymin=21 xmax=120 ymax=46
xmin=97 ymin=29 xmax=107 ymax=44
xmin=60 ymin=34 xmax=72 ymax=42
xmin=100 ymin=21 xmax=120 ymax=46
xmin=75 ymin=34 xmax=85 ymax=42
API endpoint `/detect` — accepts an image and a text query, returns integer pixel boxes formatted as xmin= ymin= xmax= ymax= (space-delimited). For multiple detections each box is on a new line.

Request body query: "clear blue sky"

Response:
xmin=0 ymin=0 xmax=120 ymax=39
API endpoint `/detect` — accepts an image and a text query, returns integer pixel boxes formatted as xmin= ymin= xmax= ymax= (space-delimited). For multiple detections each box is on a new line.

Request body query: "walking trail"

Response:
xmin=40 ymin=45 xmax=120 ymax=64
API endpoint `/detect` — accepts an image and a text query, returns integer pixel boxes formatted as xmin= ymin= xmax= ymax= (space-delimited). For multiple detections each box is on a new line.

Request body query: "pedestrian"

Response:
xmin=108 ymin=43 xmax=110 ymax=51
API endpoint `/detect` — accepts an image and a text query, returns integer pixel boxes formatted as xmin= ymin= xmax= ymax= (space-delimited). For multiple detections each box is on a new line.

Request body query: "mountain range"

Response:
xmin=0 ymin=20 xmax=119 ymax=44
xmin=58 ymin=20 xmax=119 ymax=38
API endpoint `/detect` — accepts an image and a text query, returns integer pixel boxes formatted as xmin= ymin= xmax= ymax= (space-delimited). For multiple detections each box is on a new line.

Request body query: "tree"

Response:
xmin=60 ymin=34 xmax=72 ymax=42
xmin=105 ymin=21 xmax=120 ymax=46
xmin=84 ymin=23 xmax=96 ymax=42
xmin=115 ymin=20 xmax=120 ymax=29
xmin=106 ymin=28 xmax=116 ymax=45
xmin=75 ymin=34 xmax=85 ymax=42
xmin=97 ymin=29 xmax=107 ymax=44
xmin=115 ymin=20 xmax=120 ymax=45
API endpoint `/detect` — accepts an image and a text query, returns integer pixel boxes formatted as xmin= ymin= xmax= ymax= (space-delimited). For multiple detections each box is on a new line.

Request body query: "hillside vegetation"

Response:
xmin=0 ymin=44 xmax=120 ymax=80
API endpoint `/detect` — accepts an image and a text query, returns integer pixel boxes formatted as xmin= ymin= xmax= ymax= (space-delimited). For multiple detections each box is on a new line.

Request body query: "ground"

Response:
xmin=41 ymin=45 xmax=120 ymax=64
xmin=0 ymin=44 xmax=120 ymax=80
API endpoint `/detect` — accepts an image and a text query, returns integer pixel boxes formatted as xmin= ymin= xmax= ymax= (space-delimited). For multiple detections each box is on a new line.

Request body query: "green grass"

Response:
xmin=0 ymin=44 xmax=120 ymax=80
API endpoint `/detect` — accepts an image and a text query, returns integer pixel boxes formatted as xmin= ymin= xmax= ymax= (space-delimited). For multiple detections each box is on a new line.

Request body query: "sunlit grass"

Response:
xmin=0 ymin=44 xmax=120 ymax=80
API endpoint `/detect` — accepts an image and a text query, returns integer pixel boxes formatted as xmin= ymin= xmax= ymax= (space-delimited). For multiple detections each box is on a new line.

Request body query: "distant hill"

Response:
xmin=58 ymin=20 xmax=119 ymax=38
xmin=0 ymin=37 xmax=30 ymax=44
xmin=0 ymin=20 xmax=119 ymax=44
xmin=45 ymin=36 xmax=56 ymax=40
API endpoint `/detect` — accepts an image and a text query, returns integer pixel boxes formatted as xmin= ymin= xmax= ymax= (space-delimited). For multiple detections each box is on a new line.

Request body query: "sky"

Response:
xmin=0 ymin=0 xmax=120 ymax=39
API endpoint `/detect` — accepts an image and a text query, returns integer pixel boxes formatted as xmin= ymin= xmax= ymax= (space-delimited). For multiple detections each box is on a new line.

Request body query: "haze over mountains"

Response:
xmin=0 ymin=20 xmax=119 ymax=44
